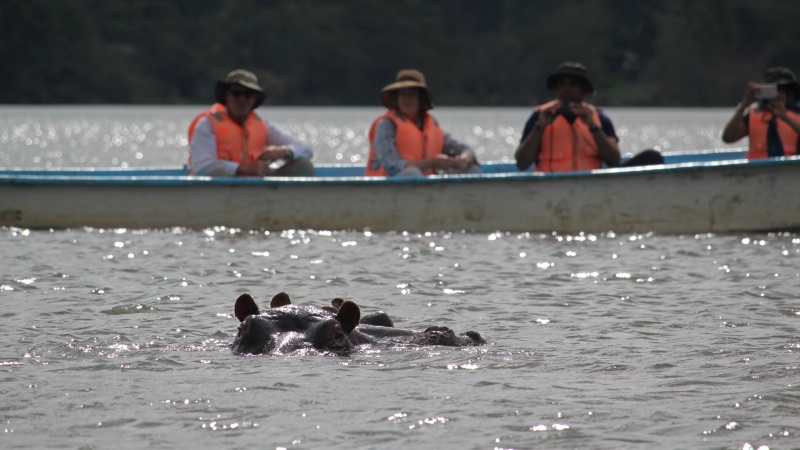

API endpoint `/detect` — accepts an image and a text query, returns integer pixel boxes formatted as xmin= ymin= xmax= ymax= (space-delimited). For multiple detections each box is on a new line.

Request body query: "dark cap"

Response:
xmin=214 ymin=69 xmax=267 ymax=108
xmin=546 ymin=62 xmax=594 ymax=94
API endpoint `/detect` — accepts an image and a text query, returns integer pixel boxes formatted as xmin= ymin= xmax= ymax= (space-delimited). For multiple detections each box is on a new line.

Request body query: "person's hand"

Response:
xmin=432 ymin=154 xmax=460 ymax=169
xmin=235 ymin=160 xmax=272 ymax=177
xmin=430 ymin=154 xmax=462 ymax=172
xmin=257 ymin=145 xmax=292 ymax=164
xmin=537 ymin=103 xmax=559 ymax=128
xmin=453 ymin=153 xmax=475 ymax=171
xmin=764 ymin=91 xmax=787 ymax=119
xmin=742 ymin=82 xmax=758 ymax=106
xmin=434 ymin=154 xmax=476 ymax=173
xmin=571 ymin=102 xmax=594 ymax=126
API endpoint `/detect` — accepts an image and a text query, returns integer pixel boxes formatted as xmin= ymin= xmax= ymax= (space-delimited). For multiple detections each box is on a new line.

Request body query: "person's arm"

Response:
xmin=442 ymin=133 xmax=477 ymax=170
xmin=722 ymin=83 xmax=757 ymax=143
xmin=591 ymin=128 xmax=621 ymax=167
xmin=515 ymin=109 xmax=549 ymax=170
xmin=372 ymin=118 xmax=410 ymax=176
xmin=767 ymin=92 xmax=800 ymax=135
xmin=189 ymin=117 xmax=239 ymax=176
xmin=237 ymin=122 xmax=315 ymax=176
xmin=573 ymin=104 xmax=620 ymax=167
xmin=402 ymin=154 xmax=462 ymax=173
xmin=722 ymin=104 xmax=750 ymax=143
xmin=260 ymin=122 xmax=314 ymax=161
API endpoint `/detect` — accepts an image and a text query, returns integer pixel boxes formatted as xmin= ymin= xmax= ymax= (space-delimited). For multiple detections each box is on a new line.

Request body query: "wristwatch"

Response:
xmin=588 ymin=124 xmax=600 ymax=132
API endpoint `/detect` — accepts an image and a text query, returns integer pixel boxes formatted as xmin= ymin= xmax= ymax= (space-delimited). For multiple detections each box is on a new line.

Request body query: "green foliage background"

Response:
xmin=1 ymin=0 xmax=798 ymax=106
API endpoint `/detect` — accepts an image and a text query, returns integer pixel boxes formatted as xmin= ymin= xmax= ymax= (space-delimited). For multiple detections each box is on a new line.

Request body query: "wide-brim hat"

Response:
xmin=214 ymin=69 xmax=267 ymax=108
xmin=380 ymin=69 xmax=434 ymax=111
xmin=546 ymin=62 xmax=594 ymax=94
xmin=762 ymin=66 xmax=800 ymax=97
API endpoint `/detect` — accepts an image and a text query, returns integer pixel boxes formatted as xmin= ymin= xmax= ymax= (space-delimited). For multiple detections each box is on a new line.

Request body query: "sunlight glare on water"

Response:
xmin=0 ymin=106 xmax=744 ymax=169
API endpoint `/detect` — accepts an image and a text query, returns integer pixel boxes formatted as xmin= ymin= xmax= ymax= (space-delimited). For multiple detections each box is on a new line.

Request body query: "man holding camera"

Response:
xmin=515 ymin=62 xmax=621 ymax=172
xmin=722 ymin=66 xmax=800 ymax=159
xmin=515 ymin=62 xmax=662 ymax=172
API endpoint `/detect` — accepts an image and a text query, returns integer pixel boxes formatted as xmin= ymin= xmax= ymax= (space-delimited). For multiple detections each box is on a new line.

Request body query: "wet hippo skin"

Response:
xmin=231 ymin=292 xmax=486 ymax=355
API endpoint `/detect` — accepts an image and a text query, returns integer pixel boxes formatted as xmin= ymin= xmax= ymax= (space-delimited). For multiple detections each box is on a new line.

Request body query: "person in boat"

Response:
xmin=721 ymin=66 xmax=800 ymax=159
xmin=188 ymin=69 xmax=314 ymax=177
xmin=365 ymin=69 xmax=480 ymax=177
xmin=515 ymin=62 xmax=663 ymax=172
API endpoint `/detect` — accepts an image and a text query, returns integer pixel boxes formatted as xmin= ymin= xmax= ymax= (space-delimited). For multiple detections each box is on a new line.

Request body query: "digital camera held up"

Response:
xmin=554 ymin=102 xmax=577 ymax=123
xmin=753 ymin=83 xmax=778 ymax=100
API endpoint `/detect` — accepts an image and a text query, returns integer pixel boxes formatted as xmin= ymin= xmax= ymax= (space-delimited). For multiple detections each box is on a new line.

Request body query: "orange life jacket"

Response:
xmin=746 ymin=104 xmax=800 ymax=159
xmin=365 ymin=110 xmax=445 ymax=176
xmin=188 ymin=103 xmax=225 ymax=142
xmin=534 ymin=100 xmax=603 ymax=173
xmin=187 ymin=103 xmax=269 ymax=171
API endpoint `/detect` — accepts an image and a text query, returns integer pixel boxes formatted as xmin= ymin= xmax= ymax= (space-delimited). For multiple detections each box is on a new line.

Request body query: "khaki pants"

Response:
xmin=204 ymin=158 xmax=315 ymax=177
xmin=272 ymin=158 xmax=315 ymax=177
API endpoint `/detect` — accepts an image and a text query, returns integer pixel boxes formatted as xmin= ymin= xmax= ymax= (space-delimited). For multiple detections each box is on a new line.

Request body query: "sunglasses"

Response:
xmin=558 ymin=76 xmax=584 ymax=86
xmin=229 ymin=89 xmax=257 ymax=99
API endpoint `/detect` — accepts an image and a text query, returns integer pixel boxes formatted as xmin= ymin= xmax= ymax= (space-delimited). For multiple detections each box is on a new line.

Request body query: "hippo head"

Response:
xmin=231 ymin=293 xmax=361 ymax=355
xmin=412 ymin=326 xmax=487 ymax=346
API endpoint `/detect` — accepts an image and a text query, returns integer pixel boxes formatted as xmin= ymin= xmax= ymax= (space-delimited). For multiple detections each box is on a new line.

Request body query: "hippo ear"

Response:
xmin=465 ymin=331 xmax=486 ymax=345
xmin=234 ymin=294 xmax=260 ymax=322
xmin=336 ymin=300 xmax=361 ymax=334
xmin=331 ymin=298 xmax=344 ymax=309
xmin=270 ymin=292 xmax=292 ymax=308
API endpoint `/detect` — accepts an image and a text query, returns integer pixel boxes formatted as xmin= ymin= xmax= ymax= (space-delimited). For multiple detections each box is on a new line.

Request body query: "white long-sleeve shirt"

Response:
xmin=190 ymin=115 xmax=313 ymax=176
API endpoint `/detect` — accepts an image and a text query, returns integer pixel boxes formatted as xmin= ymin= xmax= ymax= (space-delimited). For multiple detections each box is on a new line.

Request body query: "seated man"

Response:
xmin=188 ymin=69 xmax=314 ymax=177
xmin=722 ymin=66 xmax=800 ymax=158
xmin=515 ymin=62 xmax=662 ymax=172
xmin=365 ymin=69 xmax=480 ymax=177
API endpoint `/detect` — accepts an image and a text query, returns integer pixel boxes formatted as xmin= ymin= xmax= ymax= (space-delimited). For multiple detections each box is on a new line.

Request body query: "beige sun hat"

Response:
xmin=214 ymin=69 xmax=267 ymax=108
xmin=380 ymin=69 xmax=434 ymax=110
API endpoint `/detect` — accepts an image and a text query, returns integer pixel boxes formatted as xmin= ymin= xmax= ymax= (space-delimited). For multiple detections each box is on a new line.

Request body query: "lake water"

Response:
xmin=0 ymin=105 xmax=743 ymax=168
xmin=1 ymin=107 xmax=798 ymax=449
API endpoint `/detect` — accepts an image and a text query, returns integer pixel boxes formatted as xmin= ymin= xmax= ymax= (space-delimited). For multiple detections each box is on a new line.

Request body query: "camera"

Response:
xmin=554 ymin=102 xmax=576 ymax=122
xmin=754 ymin=83 xmax=778 ymax=100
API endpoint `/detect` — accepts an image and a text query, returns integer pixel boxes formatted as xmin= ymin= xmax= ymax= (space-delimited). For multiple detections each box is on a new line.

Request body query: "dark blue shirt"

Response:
xmin=520 ymin=107 xmax=618 ymax=144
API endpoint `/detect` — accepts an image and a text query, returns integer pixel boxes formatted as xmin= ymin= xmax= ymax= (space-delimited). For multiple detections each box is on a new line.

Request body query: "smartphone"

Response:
xmin=754 ymin=83 xmax=778 ymax=100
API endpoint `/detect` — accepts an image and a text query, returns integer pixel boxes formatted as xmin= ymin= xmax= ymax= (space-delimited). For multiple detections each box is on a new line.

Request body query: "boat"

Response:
xmin=1 ymin=148 xmax=799 ymax=233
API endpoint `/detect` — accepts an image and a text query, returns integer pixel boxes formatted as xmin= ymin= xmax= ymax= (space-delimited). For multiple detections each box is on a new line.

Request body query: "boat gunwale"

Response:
xmin=1 ymin=154 xmax=799 ymax=187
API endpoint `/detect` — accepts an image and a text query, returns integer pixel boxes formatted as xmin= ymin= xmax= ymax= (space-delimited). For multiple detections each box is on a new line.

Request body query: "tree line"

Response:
xmin=2 ymin=0 xmax=798 ymax=106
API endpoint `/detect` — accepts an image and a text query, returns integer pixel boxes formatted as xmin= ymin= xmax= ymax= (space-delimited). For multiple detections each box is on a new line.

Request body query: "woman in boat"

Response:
xmin=722 ymin=66 xmax=800 ymax=159
xmin=365 ymin=69 xmax=480 ymax=177
xmin=188 ymin=69 xmax=315 ymax=177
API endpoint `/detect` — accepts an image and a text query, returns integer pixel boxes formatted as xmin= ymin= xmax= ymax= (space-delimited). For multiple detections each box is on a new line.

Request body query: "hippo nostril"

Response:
xmin=423 ymin=326 xmax=451 ymax=333
xmin=330 ymin=330 xmax=348 ymax=349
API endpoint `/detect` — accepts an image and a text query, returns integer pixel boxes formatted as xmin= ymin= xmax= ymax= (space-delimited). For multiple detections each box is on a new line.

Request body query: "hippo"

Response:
xmin=231 ymin=292 xmax=486 ymax=355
